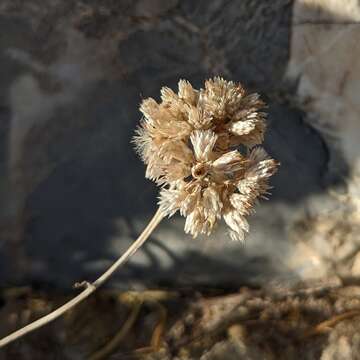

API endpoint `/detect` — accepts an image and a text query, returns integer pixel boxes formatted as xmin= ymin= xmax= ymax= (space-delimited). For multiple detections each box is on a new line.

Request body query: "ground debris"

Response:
xmin=1 ymin=280 xmax=360 ymax=359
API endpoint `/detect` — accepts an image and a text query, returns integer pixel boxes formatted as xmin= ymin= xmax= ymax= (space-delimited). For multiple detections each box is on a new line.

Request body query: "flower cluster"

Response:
xmin=133 ymin=77 xmax=279 ymax=241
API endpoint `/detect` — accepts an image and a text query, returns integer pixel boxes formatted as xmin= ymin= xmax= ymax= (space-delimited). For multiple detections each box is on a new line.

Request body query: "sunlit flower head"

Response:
xmin=133 ymin=77 xmax=278 ymax=241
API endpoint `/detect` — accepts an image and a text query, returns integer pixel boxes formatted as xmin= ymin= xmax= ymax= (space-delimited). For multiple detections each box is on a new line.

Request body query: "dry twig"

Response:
xmin=0 ymin=209 xmax=163 ymax=348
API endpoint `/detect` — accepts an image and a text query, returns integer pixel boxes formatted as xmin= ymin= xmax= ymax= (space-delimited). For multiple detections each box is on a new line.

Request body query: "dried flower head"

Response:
xmin=133 ymin=77 xmax=279 ymax=241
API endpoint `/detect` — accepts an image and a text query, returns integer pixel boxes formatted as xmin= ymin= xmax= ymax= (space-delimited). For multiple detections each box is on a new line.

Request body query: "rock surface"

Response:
xmin=287 ymin=0 xmax=360 ymax=281
xmin=0 ymin=0 xmax=357 ymax=289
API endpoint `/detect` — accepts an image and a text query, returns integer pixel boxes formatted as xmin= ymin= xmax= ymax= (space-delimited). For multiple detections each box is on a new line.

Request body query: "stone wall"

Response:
xmin=0 ymin=0 xmax=358 ymax=289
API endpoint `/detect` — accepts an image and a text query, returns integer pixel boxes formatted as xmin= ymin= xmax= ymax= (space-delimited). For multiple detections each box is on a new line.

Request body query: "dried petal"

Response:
xmin=186 ymin=105 xmax=212 ymax=129
xmin=230 ymin=119 xmax=257 ymax=136
xmin=235 ymin=119 xmax=266 ymax=147
xmin=190 ymin=130 xmax=217 ymax=162
xmin=159 ymin=140 xmax=194 ymax=164
xmin=212 ymin=150 xmax=246 ymax=179
xmin=178 ymin=79 xmax=198 ymax=105
xmin=223 ymin=210 xmax=249 ymax=242
xmin=158 ymin=185 xmax=186 ymax=217
xmin=180 ymin=184 xmax=201 ymax=216
xmin=139 ymin=98 xmax=160 ymax=122
xmin=161 ymin=86 xmax=178 ymax=103
xmin=203 ymin=186 xmax=223 ymax=219
xmin=229 ymin=193 xmax=256 ymax=216
xmin=184 ymin=208 xmax=205 ymax=237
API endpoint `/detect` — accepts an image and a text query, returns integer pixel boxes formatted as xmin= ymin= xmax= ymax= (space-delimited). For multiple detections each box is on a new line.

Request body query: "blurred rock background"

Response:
xmin=0 ymin=0 xmax=358 ymax=291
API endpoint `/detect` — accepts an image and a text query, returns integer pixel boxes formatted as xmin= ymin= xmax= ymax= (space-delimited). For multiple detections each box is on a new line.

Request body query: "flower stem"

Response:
xmin=0 ymin=208 xmax=164 ymax=348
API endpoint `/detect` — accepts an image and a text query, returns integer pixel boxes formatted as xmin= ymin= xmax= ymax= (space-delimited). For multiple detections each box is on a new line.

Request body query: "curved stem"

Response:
xmin=0 ymin=208 xmax=164 ymax=348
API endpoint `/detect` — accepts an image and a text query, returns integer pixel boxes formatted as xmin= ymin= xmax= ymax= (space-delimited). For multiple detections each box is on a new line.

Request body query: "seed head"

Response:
xmin=133 ymin=77 xmax=279 ymax=241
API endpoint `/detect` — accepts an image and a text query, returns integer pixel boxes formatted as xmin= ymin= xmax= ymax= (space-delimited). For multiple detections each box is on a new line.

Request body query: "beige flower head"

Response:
xmin=133 ymin=77 xmax=279 ymax=241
